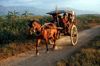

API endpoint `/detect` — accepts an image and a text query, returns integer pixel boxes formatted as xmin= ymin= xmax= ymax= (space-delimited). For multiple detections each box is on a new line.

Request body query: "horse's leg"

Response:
xmin=36 ymin=39 xmax=41 ymax=55
xmin=45 ymin=38 xmax=49 ymax=53
xmin=58 ymin=29 xmax=60 ymax=38
xmin=52 ymin=32 xmax=58 ymax=50
xmin=57 ymin=30 xmax=60 ymax=39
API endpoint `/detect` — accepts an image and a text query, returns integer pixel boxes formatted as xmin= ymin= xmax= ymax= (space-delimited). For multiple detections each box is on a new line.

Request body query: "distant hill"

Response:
xmin=58 ymin=7 xmax=100 ymax=15
xmin=0 ymin=5 xmax=100 ymax=16
xmin=0 ymin=5 xmax=50 ymax=16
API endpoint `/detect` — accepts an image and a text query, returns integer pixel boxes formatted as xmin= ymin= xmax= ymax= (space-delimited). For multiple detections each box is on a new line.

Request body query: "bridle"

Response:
xmin=30 ymin=22 xmax=44 ymax=36
xmin=30 ymin=22 xmax=54 ymax=36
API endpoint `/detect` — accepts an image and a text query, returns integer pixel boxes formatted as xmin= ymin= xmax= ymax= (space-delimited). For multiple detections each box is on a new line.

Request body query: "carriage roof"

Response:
xmin=46 ymin=10 xmax=76 ymax=15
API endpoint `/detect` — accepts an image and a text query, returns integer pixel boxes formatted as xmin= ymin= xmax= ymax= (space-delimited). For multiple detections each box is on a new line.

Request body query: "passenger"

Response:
xmin=68 ymin=13 xmax=73 ymax=22
xmin=58 ymin=15 xmax=62 ymax=27
xmin=62 ymin=13 xmax=70 ymax=34
xmin=62 ymin=13 xmax=68 ymax=24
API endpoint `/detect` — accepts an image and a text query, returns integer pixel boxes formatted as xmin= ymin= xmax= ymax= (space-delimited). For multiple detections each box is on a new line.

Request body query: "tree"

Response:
xmin=6 ymin=11 xmax=12 ymax=21
xmin=9 ymin=10 xmax=19 ymax=19
xmin=22 ymin=10 xmax=34 ymax=18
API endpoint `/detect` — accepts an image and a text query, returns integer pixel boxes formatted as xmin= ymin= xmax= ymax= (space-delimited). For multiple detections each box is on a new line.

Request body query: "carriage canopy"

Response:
xmin=46 ymin=10 xmax=76 ymax=16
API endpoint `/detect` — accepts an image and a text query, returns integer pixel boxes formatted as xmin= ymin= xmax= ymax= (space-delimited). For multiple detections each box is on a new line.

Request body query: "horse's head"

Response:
xmin=29 ymin=20 xmax=37 ymax=35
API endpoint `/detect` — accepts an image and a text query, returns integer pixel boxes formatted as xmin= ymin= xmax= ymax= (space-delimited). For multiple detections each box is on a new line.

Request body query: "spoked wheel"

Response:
xmin=71 ymin=25 xmax=78 ymax=45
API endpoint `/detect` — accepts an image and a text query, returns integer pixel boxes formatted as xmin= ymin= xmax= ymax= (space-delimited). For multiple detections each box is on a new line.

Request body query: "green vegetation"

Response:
xmin=22 ymin=10 xmax=34 ymax=18
xmin=0 ymin=16 xmax=5 ymax=22
xmin=0 ymin=20 xmax=29 ymax=44
xmin=5 ymin=10 xmax=19 ymax=21
xmin=77 ymin=15 xmax=100 ymax=23
xmin=0 ymin=15 xmax=51 ymax=44
xmin=8 ymin=10 xmax=19 ymax=19
xmin=77 ymin=15 xmax=100 ymax=31
xmin=6 ymin=11 xmax=12 ymax=21
xmin=56 ymin=34 xmax=100 ymax=66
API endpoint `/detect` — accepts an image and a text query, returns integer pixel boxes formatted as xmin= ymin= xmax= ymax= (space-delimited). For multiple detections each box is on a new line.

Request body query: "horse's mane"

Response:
xmin=29 ymin=20 xmax=42 ymax=27
xmin=32 ymin=20 xmax=42 ymax=25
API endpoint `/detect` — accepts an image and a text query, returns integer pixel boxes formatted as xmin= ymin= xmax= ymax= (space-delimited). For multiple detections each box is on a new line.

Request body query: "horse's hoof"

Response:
xmin=46 ymin=51 xmax=49 ymax=53
xmin=55 ymin=46 xmax=58 ymax=50
xmin=53 ymin=46 xmax=58 ymax=50
xmin=59 ymin=47 xmax=62 ymax=49
xmin=36 ymin=53 xmax=39 ymax=56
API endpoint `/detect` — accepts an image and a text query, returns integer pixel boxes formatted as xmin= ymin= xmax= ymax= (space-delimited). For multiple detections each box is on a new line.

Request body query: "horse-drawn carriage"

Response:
xmin=29 ymin=10 xmax=78 ymax=55
xmin=46 ymin=10 xmax=78 ymax=46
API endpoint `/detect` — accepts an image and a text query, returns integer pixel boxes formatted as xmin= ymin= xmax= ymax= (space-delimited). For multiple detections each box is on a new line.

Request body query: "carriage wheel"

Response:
xmin=71 ymin=25 xmax=78 ymax=45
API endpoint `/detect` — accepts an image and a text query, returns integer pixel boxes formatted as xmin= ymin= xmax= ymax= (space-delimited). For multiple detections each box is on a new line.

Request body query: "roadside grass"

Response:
xmin=0 ymin=15 xmax=100 ymax=61
xmin=77 ymin=15 xmax=100 ymax=31
xmin=0 ymin=40 xmax=35 ymax=60
xmin=0 ymin=39 xmax=46 ymax=61
xmin=55 ymin=34 xmax=100 ymax=66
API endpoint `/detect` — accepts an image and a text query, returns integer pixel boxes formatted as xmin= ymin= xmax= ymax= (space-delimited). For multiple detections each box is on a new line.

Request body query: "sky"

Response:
xmin=0 ymin=0 xmax=100 ymax=12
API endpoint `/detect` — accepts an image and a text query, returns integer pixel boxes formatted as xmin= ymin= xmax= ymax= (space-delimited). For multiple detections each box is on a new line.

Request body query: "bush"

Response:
xmin=0 ymin=16 xmax=5 ymax=22
xmin=0 ymin=19 xmax=29 ymax=44
xmin=0 ymin=29 xmax=15 ymax=44
xmin=0 ymin=16 xmax=52 ymax=44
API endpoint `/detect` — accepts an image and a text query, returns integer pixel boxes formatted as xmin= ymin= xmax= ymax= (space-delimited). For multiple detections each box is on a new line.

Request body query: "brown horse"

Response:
xmin=29 ymin=20 xmax=57 ymax=55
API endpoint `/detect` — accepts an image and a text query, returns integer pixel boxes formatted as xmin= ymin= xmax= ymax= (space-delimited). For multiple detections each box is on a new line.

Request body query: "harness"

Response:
xmin=32 ymin=23 xmax=54 ymax=36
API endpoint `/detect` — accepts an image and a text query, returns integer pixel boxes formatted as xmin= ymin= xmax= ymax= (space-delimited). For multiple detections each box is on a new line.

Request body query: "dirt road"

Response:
xmin=0 ymin=25 xmax=100 ymax=66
